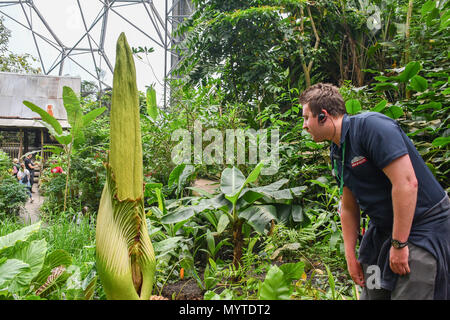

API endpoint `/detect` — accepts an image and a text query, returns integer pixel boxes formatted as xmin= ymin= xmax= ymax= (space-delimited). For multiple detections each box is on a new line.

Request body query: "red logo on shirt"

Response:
xmin=351 ymin=156 xmax=367 ymax=168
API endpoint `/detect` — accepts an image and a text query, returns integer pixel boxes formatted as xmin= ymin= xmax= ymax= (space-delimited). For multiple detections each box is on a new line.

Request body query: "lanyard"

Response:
xmin=333 ymin=140 xmax=346 ymax=196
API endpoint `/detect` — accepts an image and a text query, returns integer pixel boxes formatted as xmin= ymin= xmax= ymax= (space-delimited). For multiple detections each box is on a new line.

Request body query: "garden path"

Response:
xmin=18 ymin=183 xmax=44 ymax=224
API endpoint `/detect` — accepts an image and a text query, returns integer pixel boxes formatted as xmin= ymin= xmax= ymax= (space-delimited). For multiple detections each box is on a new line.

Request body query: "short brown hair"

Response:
xmin=299 ymin=83 xmax=346 ymax=117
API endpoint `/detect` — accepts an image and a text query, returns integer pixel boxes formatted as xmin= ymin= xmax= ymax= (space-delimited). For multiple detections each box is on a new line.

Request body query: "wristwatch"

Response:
xmin=391 ymin=239 xmax=408 ymax=249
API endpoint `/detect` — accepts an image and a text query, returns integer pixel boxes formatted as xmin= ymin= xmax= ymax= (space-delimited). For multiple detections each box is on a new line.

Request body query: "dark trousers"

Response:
xmin=360 ymin=243 xmax=437 ymax=300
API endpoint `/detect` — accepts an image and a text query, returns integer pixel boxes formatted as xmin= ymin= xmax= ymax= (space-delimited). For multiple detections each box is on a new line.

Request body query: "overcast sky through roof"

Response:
xmin=1 ymin=0 xmax=168 ymax=104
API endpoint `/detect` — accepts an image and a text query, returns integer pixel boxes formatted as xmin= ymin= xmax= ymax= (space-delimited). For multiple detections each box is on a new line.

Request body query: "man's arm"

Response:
xmin=382 ymin=154 xmax=418 ymax=275
xmin=340 ymin=186 xmax=364 ymax=286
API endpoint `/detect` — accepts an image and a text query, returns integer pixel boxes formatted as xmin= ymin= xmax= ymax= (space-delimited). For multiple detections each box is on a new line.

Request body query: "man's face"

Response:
xmin=302 ymin=103 xmax=325 ymax=142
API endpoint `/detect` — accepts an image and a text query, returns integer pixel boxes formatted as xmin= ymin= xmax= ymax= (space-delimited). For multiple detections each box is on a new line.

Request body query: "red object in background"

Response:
xmin=47 ymin=104 xmax=54 ymax=117
xmin=51 ymin=166 xmax=63 ymax=174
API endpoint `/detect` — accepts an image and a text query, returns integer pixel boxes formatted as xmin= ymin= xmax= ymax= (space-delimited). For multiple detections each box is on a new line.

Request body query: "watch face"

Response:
xmin=391 ymin=240 xmax=406 ymax=248
xmin=392 ymin=240 xmax=400 ymax=248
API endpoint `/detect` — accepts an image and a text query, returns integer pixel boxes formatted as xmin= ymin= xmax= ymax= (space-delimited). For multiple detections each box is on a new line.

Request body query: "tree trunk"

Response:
xmin=404 ymin=0 xmax=414 ymax=99
xmin=232 ymin=218 xmax=244 ymax=270
xmin=63 ymin=145 xmax=72 ymax=212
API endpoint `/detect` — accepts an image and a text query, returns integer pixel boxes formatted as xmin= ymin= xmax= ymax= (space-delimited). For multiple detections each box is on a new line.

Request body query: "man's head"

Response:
xmin=299 ymin=83 xmax=346 ymax=142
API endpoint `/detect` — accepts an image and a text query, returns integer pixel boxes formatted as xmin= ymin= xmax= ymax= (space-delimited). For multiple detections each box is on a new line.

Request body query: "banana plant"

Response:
xmin=160 ymin=162 xmax=308 ymax=269
xmin=95 ymin=32 xmax=156 ymax=300
xmin=23 ymin=87 xmax=106 ymax=211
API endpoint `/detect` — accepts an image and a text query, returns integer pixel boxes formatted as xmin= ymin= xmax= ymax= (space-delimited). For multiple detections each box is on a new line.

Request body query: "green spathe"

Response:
xmin=96 ymin=32 xmax=156 ymax=300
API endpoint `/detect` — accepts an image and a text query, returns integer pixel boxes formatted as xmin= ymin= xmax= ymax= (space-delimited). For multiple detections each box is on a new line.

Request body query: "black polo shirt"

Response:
xmin=331 ymin=112 xmax=445 ymax=229
xmin=330 ymin=112 xmax=449 ymax=298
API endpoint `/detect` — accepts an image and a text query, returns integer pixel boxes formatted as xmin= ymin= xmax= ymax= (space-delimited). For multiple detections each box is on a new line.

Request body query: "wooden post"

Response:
xmin=24 ymin=129 xmax=29 ymax=156
xmin=19 ymin=129 xmax=23 ymax=159
xmin=40 ymin=129 xmax=44 ymax=161
xmin=41 ymin=128 xmax=45 ymax=176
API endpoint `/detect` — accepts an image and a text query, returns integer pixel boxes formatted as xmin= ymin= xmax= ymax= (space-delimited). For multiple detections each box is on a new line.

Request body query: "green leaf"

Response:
xmin=291 ymin=205 xmax=304 ymax=222
xmin=63 ymin=86 xmax=85 ymax=146
xmin=258 ymin=265 xmax=291 ymax=300
xmin=415 ymin=101 xmax=442 ymax=111
xmin=440 ymin=9 xmax=450 ymax=30
xmin=345 ymin=99 xmax=361 ymax=115
xmin=8 ymin=239 xmax=47 ymax=293
xmin=153 ymin=236 xmax=184 ymax=257
xmin=373 ymin=82 xmax=399 ymax=91
xmin=442 ymin=87 xmax=450 ymax=95
xmin=371 ymin=100 xmax=388 ymax=113
xmin=239 ymin=205 xmax=277 ymax=234
xmin=421 ymin=0 xmax=436 ymax=17
xmin=383 ymin=105 xmax=403 ymax=119
xmin=146 ymin=86 xmax=158 ymax=120
xmin=221 ymin=167 xmax=246 ymax=202
xmin=161 ymin=207 xmax=195 ymax=224
xmin=249 ymin=179 xmax=292 ymax=200
xmin=431 ymin=136 xmax=450 ymax=147
xmin=244 ymin=162 xmax=264 ymax=185
xmin=43 ymin=145 xmax=64 ymax=155
xmin=216 ymin=214 xmax=230 ymax=234
xmin=325 ymin=264 xmax=336 ymax=300
xmin=0 ymin=259 xmax=30 ymax=289
xmin=396 ymin=61 xmax=422 ymax=83
xmin=53 ymin=132 xmax=73 ymax=146
xmin=23 ymin=101 xmax=63 ymax=135
xmin=83 ymin=273 xmax=98 ymax=300
xmin=0 ymin=222 xmax=41 ymax=253
xmin=82 ymin=107 xmax=106 ymax=126
xmin=33 ymin=249 xmax=72 ymax=287
xmin=221 ymin=163 xmax=265 ymax=205
xmin=410 ymin=75 xmax=428 ymax=92
xmin=279 ymin=262 xmax=305 ymax=282
xmin=168 ymin=164 xmax=186 ymax=188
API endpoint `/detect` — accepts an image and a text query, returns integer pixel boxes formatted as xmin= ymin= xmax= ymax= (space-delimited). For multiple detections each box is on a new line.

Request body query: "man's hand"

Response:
xmin=347 ymin=257 xmax=365 ymax=287
xmin=389 ymin=246 xmax=410 ymax=275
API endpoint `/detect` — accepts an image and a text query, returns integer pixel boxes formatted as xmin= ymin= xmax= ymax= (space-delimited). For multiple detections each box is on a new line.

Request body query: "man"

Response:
xmin=24 ymin=153 xmax=37 ymax=192
xmin=299 ymin=83 xmax=449 ymax=300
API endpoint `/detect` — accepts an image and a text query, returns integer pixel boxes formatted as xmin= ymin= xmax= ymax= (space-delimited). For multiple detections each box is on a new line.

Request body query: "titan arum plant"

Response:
xmin=96 ymin=33 xmax=156 ymax=300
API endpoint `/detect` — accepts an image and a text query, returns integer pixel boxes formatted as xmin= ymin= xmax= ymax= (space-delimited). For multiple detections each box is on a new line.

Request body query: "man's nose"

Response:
xmin=302 ymin=120 xmax=307 ymax=130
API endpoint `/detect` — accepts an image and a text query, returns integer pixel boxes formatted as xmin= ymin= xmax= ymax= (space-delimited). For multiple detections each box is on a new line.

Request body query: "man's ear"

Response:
xmin=318 ymin=109 xmax=327 ymax=124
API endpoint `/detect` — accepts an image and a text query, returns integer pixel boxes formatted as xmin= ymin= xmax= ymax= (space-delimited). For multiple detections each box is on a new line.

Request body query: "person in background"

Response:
xmin=17 ymin=161 xmax=33 ymax=203
xmin=12 ymin=158 xmax=20 ymax=177
xmin=24 ymin=153 xmax=37 ymax=192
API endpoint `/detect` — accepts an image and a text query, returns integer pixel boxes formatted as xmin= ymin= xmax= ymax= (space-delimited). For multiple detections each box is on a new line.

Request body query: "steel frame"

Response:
xmin=0 ymin=0 xmax=192 ymax=108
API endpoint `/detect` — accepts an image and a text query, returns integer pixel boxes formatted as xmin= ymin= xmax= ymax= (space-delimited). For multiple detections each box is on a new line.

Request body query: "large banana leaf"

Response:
xmin=221 ymin=162 xmax=264 ymax=205
xmin=62 ymin=86 xmax=85 ymax=147
xmin=22 ymin=101 xmax=63 ymax=135
xmin=239 ymin=205 xmax=278 ymax=234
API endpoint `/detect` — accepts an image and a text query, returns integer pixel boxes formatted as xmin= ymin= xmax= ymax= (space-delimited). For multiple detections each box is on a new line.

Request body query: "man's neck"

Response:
xmin=330 ymin=115 xmax=344 ymax=147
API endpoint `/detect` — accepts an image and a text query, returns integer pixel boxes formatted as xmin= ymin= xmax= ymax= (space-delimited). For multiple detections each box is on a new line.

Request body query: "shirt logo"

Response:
xmin=351 ymin=156 xmax=367 ymax=168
